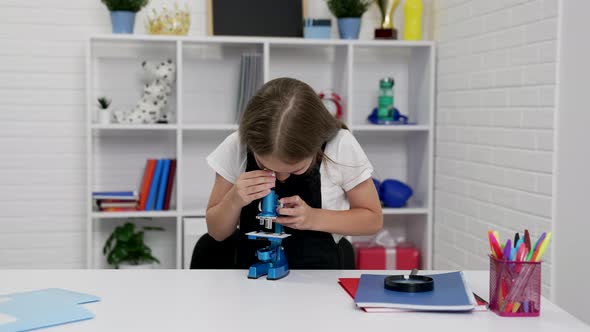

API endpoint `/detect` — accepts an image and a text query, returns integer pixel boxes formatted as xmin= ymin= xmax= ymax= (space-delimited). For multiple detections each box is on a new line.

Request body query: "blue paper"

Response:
xmin=0 ymin=288 xmax=99 ymax=332
xmin=354 ymin=271 xmax=475 ymax=311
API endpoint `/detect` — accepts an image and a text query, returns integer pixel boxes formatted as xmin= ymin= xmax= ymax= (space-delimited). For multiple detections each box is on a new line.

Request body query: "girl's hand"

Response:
xmin=232 ymin=170 xmax=275 ymax=207
xmin=276 ymin=195 xmax=318 ymax=230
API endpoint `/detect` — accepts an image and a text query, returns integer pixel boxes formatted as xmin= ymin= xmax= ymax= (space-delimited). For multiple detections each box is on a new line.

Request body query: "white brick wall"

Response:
xmin=0 ymin=0 xmax=210 ymax=269
xmin=433 ymin=0 xmax=558 ymax=296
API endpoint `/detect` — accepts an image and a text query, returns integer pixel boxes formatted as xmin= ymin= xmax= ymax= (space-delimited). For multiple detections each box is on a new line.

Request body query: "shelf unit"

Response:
xmin=86 ymin=35 xmax=435 ymax=270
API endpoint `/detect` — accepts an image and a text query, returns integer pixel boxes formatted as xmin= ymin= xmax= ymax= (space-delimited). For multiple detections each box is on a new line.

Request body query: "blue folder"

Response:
xmin=0 ymin=288 xmax=99 ymax=332
xmin=354 ymin=271 xmax=475 ymax=311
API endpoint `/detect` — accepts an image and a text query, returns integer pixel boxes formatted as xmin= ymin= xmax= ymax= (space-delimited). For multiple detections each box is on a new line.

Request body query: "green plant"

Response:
xmin=97 ymin=97 xmax=112 ymax=109
xmin=101 ymin=0 xmax=149 ymax=12
xmin=103 ymin=222 xmax=163 ymax=268
xmin=326 ymin=0 xmax=373 ymax=18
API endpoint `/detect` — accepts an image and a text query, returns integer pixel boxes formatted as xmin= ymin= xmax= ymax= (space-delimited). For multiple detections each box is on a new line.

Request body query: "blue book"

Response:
xmin=155 ymin=159 xmax=171 ymax=210
xmin=145 ymin=159 xmax=163 ymax=211
xmin=354 ymin=271 xmax=476 ymax=312
xmin=92 ymin=191 xmax=137 ymax=199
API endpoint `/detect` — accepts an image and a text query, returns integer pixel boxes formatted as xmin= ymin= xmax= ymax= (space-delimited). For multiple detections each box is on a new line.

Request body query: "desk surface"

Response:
xmin=1 ymin=270 xmax=588 ymax=332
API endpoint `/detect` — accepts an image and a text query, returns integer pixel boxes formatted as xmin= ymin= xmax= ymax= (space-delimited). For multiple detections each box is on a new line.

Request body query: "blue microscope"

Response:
xmin=246 ymin=189 xmax=290 ymax=280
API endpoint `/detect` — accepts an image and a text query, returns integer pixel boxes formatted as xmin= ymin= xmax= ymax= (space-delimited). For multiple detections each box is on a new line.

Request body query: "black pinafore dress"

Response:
xmin=235 ymin=148 xmax=345 ymax=269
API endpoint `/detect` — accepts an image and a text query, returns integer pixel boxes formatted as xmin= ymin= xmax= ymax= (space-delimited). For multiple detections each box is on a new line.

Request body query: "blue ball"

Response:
xmin=372 ymin=178 xmax=381 ymax=191
xmin=380 ymin=179 xmax=413 ymax=208
xmin=372 ymin=178 xmax=383 ymax=201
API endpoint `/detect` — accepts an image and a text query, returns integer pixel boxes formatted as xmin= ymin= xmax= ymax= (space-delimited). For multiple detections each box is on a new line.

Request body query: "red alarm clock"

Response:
xmin=319 ymin=90 xmax=343 ymax=119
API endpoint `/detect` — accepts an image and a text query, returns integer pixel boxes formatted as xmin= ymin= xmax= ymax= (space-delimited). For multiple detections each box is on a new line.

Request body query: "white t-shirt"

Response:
xmin=206 ymin=129 xmax=374 ymax=243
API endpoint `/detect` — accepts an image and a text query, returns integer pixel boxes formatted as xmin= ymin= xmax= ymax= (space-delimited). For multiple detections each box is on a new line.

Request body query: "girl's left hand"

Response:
xmin=276 ymin=195 xmax=318 ymax=231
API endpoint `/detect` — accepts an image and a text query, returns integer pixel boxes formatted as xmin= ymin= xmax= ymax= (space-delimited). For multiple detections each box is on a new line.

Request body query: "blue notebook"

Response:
xmin=354 ymin=272 xmax=476 ymax=312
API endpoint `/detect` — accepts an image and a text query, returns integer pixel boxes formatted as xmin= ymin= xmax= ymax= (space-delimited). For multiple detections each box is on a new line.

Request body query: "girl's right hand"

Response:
xmin=232 ymin=170 xmax=276 ymax=207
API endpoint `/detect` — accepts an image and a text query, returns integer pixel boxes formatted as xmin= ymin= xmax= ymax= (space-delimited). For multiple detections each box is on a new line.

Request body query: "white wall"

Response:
xmin=0 ymin=0 xmax=198 ymax=268
xmin=432 ymin=0 xmax=559 ymax=296
xmin=553 ymin=0 xmax=590 ymax=325
xmin=1 ymin=0 xmax=429 ymax=268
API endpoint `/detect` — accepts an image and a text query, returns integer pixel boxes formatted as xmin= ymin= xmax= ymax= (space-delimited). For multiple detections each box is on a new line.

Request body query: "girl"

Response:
xmin=202 ymin=77 xmax=382 ymax=270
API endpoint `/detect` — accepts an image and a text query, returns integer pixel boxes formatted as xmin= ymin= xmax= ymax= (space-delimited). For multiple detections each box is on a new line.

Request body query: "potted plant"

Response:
xmin=326 ymin=0 xmax=373 ymax=39
xmin=101 ymin=0 xmax=150 ymax=34
xmin=97 ymin=97 xmax=112 ymax=124
xmin=103 ymin=222 xmax=164 ymax=269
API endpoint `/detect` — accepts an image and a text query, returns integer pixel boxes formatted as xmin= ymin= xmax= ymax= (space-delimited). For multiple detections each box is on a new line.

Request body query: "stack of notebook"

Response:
xmin=339 ymin=271 xmax=487 ymax=313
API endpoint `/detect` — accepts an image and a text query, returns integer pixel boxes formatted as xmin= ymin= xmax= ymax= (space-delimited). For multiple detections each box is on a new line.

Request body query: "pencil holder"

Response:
xmin=489 ymin=255 xmax=541 ymax=317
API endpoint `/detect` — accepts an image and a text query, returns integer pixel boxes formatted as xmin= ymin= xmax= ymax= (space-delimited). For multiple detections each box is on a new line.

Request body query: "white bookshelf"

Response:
xmin=86 ymin=35 xmax=435 ymax=270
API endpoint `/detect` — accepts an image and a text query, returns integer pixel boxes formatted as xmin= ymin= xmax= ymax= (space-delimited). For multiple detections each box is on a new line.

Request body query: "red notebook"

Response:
xmin=338 ymin=277 xmax=488 ymax=313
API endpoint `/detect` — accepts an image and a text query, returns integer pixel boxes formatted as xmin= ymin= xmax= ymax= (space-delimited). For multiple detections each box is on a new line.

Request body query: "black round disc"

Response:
xmin=384 ymin=275 xmax=434 ymax=292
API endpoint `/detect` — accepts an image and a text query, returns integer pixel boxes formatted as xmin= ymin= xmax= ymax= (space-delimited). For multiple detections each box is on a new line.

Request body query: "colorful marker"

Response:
xmin=533 ymin=232 xmax=552 ymax=262
xmin=512 ymin=302 xmax=521 ymax=313
xmin=515 ymin=238 xmax=524 ymax=251
xmin=516 ymin=244 xmax=526 ymax=261
xmin=504 ymin=302 xmax=514 ymax=313
xmin=488 ymin=230 xmax=496 ymax=257
xmin=515 ymin=245 xmax=527 ymax=272
xmin=503 ymin=239 xmax=512 ymax=261
xmin=489 ymin=231 xmax=503 ymax=259
xmin=527 ymin=232 xmax=546 ymax=261
xmin=524 ymin=229 xmax=531 ymax=251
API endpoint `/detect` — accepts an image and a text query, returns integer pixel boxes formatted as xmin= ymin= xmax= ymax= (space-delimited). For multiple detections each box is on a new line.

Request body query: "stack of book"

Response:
xmin=92 ymin=191 xmax=139 ymax=212
xmin=93 ymin=158 xmax=176 ymax=212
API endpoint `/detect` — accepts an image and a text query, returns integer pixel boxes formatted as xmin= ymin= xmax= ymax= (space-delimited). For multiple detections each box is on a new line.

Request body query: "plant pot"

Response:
xmin=110 ymin=11 xmax=136 ymax=34
xmin=98 ymin=109 xmax=111 ymax=125
xmin=118 ymin=262 xmax=155 ymax=269
xmin=337 ymin=17 xmax=361 ymax=39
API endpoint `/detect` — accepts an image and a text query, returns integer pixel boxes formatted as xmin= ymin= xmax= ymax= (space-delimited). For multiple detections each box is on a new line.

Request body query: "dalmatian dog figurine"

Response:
xmin=114 ymin=59 xmax=176 ymax=124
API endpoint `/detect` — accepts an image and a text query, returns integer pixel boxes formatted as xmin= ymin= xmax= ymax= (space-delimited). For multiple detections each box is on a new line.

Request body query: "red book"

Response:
xmin=164 ymin=159 xmax=176 ymax=210
xmin=139 ymin=159 xmax=157 ymax=210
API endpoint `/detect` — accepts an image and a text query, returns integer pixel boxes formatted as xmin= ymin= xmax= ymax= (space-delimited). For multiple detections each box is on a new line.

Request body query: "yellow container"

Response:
xmin=403 ymin=0 xmax=423 ymax=40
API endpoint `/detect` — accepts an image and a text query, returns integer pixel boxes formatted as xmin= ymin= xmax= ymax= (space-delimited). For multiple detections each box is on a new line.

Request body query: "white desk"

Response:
xmin=1 ymin=270 xmax=588 ymax=331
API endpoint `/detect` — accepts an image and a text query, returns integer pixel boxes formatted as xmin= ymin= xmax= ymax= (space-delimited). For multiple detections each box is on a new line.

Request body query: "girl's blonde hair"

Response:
xmin=239 ymin=77 xmax=346 ymax=164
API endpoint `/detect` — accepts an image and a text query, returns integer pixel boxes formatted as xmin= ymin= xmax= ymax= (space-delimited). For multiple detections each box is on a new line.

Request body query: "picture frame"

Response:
xmin=208 ymin=0 xmax=308 ymax=37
